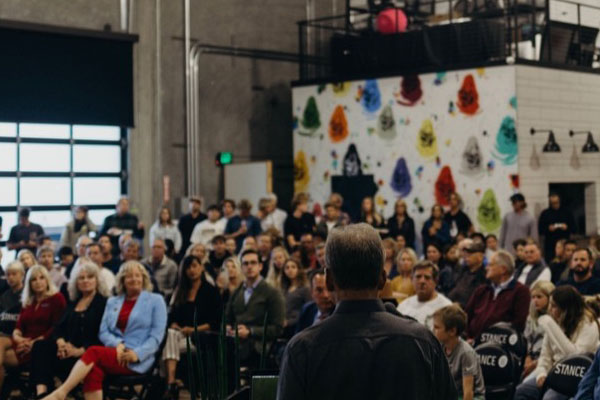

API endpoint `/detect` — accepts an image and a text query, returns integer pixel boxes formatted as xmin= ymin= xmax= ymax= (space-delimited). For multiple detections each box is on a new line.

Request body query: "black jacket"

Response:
xmin=53 ymin=293 xmax=107 ymax=349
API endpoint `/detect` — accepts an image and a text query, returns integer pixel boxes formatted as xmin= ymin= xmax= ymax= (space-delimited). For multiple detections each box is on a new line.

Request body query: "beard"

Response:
xmin=573 ymin=266 xmax=590 ymax=278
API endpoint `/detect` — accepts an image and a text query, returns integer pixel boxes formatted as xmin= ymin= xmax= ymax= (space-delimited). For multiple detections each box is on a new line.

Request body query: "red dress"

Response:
xmin=14 ymin=293 xmax=66 ymax=363
xmin=80 ymin=298 xmax=138 ymax=392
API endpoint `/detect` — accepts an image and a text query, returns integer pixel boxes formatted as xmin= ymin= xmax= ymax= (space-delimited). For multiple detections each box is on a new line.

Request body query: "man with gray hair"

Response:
xmin=278 ymin=223 xmax=457 ymax=400
xmin=464 ymin=250 xmax=531 ymax=339
xmin=260 ymin=193 xmax=287 ymax=235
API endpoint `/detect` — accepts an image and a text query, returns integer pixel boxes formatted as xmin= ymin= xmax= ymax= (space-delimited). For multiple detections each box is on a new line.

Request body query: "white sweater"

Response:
xmin=534 ymin=314 xmax=600 ymax=379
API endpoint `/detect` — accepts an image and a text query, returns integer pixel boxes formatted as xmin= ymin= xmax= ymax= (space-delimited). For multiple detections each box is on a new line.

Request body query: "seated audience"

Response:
xmin=550 ymin=239 xmax=577 ymax=283
xmin=315 ymin=243 xmax=326 ymax=269
xmin=225 ymin=249 xmax=284 ymax=367
xmin=121 ymin=238 xmax=141 ymax=262
xmin=31 ymin=261 xmax=109 ymax=397
xmin=205 ymin=235 xmax=231 ymax=279
xmin=98 ymin=234 xmax=120 ymax=274
xmin=557 ymin=247 xmax=600 ymax=295
xmin=85 ymin=243 xmax=116 ymax=291
xmin=522 ymin=281 xmax=555 ymax=380
xmin=464 ymin=250 xmax=530 ymax=339
xmin=241 ymin=236 xmax=258 ymax=252
xmin=0 ymin=265 xmax=66 ymax=391
xmin=100 ymin=197 xmax=145 ymax=257
xmin=516 ymin=241 xmax=551 ymax=288
xmin=0 ymin=261 xmax=25 ymax=337
xmin=438 ymin=243 xmax=461 ymax=295
xmin=190 ymin=204 xmax=225 ymax=246
xmin=216 ymin=256 xmax=243 ymax=304
xmin=280 ymin=259 xmax=311 ymax=336
xmin=17 ymin=249 xmax=36 ymax=270
xmin=284 ymin=193 xmax=316 ymax=249
xmin=315 ymin=202 xmax=344 ymax=239
xmin=513 ymin=238 xmax=528 ymax=271
xmin=266 ymin=246 xmax=288 ymax=290
xmin=38 ymin=245 xmax=67 ymax=289
xmin=574 ymin=347 xmax=600 ymax=399
xmin=444 ymin=192 xmax=474 ymax=239
xmin=42 ymin=261 xmax=167 ymax=400
xmin=485 ymin=234 xmax=498 ymax=260
xmin=260 ymin=194 xmax=287 ymax=235
xmin=143 ymin=239 xmax=178 ymax=298
xmin=225 ymin=237 xmax=237 ymax=256
xmin=327 ymin=192 xmax=352 ymax=225
xmin=7 ymin=207 xmax=45 ymax=254
xmin=422 ymin=204 xmax=451 ymax=249
xmin=163 ymin=255 xmax=221 ymax=399
xmin=299 ymin=233 xmax=317 ymax=269
xmin=257 ymin=232 xmax=274 ymax=276
xmin=57 ymin=247 xmax=75 ymax=272
xmin=296 ymin=269 xmax=335 ymax=333
xmin=448 ymin=241 xmax=487 ymax=308
xmin=60 ymin=206 xmax=97 ymax=250
xmin=426 ymin=242 xmax=444 ymax=267
xmin=382 ymin=238 xmax=398 ymax=279
xmin=387 ymin=199 xmax=416 ymax=250
xmin=359 ymin=196 xmax=384 ymax=229
xmin=149 ymin=205 xmax=183 ymax=254
xmin=433 ymin=305 xmax=485 ymax=400
xmin=514 ymin=285 xmax=599 ymax=400
xmin=397 ymin=261 xmax=451 ymax=329
xmin=390 ymin=248 xmax=417 ymax=303
xmin=224 ymin=199 xmax=262 ymax=253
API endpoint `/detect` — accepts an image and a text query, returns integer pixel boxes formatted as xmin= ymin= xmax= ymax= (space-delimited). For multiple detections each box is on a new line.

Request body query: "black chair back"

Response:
xmin=544 ymin=354 xmax=593 ymax=397
xmin=475 ymin=342 xmax=516 ymax=388
xmin=475 ymin=321 xmax=527 ymax=360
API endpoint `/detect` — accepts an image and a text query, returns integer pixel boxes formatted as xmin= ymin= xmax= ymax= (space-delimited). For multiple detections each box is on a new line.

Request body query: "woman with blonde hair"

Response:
xmin=266 ymin=246 xmax=289 ymax=289
xmin=43 ymin=261 xmax=167 ymax=400
xmin=17 ymin=248 xmax=36 ymax=270
xmin=382 ymin=238 xmax=398 ymax=279
xmin=522 ymin=280 xmax=555 ymax=379
xmin=216 ymin=256 xmax=243 ymax=304
xmin=31 ymin=261 xmax=109 ymax=397
xmin=390 ymin=248 xmax=417 ymax=303
xmin=0 ymin=265 xmax=66 ymax=392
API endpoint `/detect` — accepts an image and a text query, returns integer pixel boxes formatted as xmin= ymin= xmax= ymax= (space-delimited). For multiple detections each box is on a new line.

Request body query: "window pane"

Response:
xmin=89 ymin=209 xmax=115 ymax=227
xmin=0 ymin=143 xmax=17 ymax=171
xmin=20 ymin=143 xmax=70 ymax=172
xmin=0 ymin=123 xmax=16 ymax=137
xmin=73 ymin=125 xmax=120 ymax=141
xmin=19 ymin=123 xmax=70 ymax=139
xmin=20 ymin=178 xmax=71 ymax=206
xmin=0 ymin=247 xmax=16 ymax=266
xmin=29 ymin=210 xmax=72 ymax=229
xmin=0 ymin=178 xmax=17 ymax=206
xmin=0 ymin=212 xmax=17 ymax=241
xmin=73 ymin=145 xmax=120 ymax=173
xmin=74 ymin=178 xmax=121 ymax=205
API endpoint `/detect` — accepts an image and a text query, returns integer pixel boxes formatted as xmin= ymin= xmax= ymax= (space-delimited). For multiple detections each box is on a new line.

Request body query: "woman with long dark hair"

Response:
xmin=162 ymin=255 xmax=222 ymax=399
xmin=515 ymin=285 xmax=599 ymax=400
xmin=280 ymin=259 xmax=311 ymax=336
xmin=150 ymin=205 xmax=183 ymax=254
xmin=421 ymin=204 xmax=451 ymax=249
xmin=387 ymin=199 xmax=416 ymax=249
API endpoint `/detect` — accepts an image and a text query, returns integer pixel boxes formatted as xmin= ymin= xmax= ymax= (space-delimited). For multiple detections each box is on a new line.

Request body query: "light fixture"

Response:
xmin=569 ymin=130 xmax=600 ymax=153
xmin=530 ymin=128 xmax=561 ymax=152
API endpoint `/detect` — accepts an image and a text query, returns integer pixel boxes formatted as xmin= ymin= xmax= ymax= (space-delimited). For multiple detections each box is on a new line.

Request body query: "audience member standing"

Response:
xmin=387 ymin=199 xmax=416 ymax=250
xmin=538 ymin=193 xmax=575 ymax=263
xmin=444 ymin=192 xmax=473 ymax=238
xmin=60 ymin=206 xmax=97 ymax=250
xmin=315 ymin=202 xmax=344 ymax=239
xmin=464 ymin=250 xmax=530 ymax=339
xmin=100 ymin=197 xmax=144 ymax=257
xmin=422 ymin=204 xmax=451 ymax=249
xmin=398 ymin=260 xmax=452 ymax=329
xmin=359 ymin=196 xmax=384 ymax=230
xmin=7 ymin=208 xmax=44 ymax=254
xmin=149 ymin=206 xmax=182 ymax=254
xmin=284 ymin=193 xmax=316 ymax=249
xmin=557 ymin=247 xmax=600 ymax=295
xmin=500 ymin=193 xmax=537 ymax=255
xmin=278 ymin=224 xmax=457 ymax=400
xmin=177 ymin=196 xmax=207 ymax=259
xmin=225 ymin=199 xmax=262 ymax=253
xmin=190 ymin=204 xmax=225 ymax=246
xmin=260 ymin=193 xmax=287 ymax=235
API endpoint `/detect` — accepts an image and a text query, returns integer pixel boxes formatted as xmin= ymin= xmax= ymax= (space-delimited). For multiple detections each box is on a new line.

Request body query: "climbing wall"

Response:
xmin=292 ymin=65 xmax=519 ymax=235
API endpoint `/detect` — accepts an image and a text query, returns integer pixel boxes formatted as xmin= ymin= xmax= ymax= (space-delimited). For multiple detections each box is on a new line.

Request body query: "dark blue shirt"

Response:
xmin=224 ymin=215 xmax=262 ymax=252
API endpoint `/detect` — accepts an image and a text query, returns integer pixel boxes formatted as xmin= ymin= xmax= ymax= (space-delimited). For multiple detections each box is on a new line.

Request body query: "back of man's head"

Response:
xmin=326 ymin=223 xmax=384 ymax=290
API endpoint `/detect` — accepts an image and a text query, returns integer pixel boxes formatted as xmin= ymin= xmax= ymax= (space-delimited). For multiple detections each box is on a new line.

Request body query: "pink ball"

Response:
xmin=377 ymin=8 xmax=407 ymax=34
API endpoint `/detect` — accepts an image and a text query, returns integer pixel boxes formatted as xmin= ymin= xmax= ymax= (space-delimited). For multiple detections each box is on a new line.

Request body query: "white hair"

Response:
xmin=22 ymin=265 xmax=58 ymax=306
xmin=68 ymin=258 xmax=111 ymax=301
xmin=6 ymin=260 xmax=25 ymax=275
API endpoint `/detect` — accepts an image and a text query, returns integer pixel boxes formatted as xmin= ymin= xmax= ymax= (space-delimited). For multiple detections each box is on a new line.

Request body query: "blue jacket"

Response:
xmin=99 ymin=291 xmax=167 ymax=374
xmin=574 ymin=348 xmax=600 ymax=400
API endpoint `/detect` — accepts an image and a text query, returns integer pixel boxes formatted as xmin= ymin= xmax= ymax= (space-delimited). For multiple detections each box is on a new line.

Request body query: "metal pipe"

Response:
xmin=184 ymin=0 xmax=192 ymax=196
xmin=120 ymin=0 xmax=128 ymax=31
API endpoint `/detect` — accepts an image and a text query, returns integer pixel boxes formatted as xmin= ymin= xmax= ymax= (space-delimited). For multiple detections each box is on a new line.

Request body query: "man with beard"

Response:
xmin=550 ymin=239 xmax=577 ymax=283
xmin=558 ymin=247 xmax=600 ymax=295
xmin=398 ymin=260 xmax=452 ymax=330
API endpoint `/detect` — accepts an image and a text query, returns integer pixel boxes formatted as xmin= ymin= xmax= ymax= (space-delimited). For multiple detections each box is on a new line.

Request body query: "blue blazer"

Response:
xmin=574 ymin=348 xmax=600 ymax=400
xmin=99 ymin=290 xmax=167 ymax=374
xmin=295 ymin=302 xmax=318 ymax=334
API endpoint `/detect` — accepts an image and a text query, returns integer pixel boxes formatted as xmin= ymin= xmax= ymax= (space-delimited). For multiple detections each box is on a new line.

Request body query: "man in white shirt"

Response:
xmin=85 ymin=242 xmax=116 ymax=291
xmin=516 ymin=241 xmax=551 ymax=288
xmin=260 ymin=193 xmax=287 ymax=235
xmin=398 ymin=260 xmax=451 ymax=330
xmin=190 ymin=204 xmax=226 ymax=246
